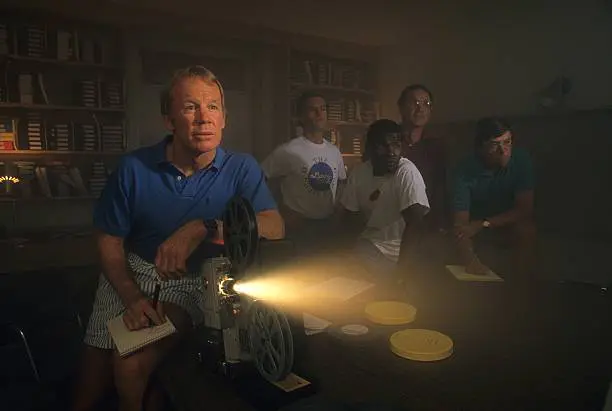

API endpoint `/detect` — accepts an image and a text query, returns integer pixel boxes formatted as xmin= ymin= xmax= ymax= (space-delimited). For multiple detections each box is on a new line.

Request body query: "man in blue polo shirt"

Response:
xmin=72 ymin=66 xmax=284 ymax=411
xmin=451 ymin=117 xmax=536 ymax=276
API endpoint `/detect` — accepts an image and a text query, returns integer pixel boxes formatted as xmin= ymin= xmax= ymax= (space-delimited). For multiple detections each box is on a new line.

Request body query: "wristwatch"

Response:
xmin=203 ymin=219 xmax=218 ymax=240
xmin=482 ymin=219 xmax=491 ymax=228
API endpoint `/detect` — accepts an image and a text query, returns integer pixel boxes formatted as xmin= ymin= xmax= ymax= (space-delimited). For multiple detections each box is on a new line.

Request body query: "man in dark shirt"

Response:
xmin=451 ymin=117 xmax=536 ymax=276
xmin=397 ymin=84 xmax=447 ymax=231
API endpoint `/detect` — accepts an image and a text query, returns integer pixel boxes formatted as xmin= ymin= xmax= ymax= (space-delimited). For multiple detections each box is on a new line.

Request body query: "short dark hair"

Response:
xmin=474 ymin=117 xmax=512 ymax=148
xmin=363 ymin=119 xmax=402 ymax=161
xmin=397 ymin=84 xmax=434 ymax=107
xmin=296 ymin=91 xmax=325 ymax=115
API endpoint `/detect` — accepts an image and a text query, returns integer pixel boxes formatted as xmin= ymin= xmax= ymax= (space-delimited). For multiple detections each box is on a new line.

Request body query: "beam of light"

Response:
xmin=0 ymin=175 xmax=20 ymax=183
xmin=231 ymin=255 xmax=376 ymax=318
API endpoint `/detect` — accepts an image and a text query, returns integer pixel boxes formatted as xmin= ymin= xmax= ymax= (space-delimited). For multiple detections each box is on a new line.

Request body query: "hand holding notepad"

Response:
xmin=107 ymin=314 xmax=177 ymax=357
xmin=107 ymin=281 xmax=177 ymax=357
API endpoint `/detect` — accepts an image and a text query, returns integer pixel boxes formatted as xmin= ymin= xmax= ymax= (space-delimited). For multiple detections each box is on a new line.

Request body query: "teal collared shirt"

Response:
xmin=451 ymin=147 xmax=534 ymax=220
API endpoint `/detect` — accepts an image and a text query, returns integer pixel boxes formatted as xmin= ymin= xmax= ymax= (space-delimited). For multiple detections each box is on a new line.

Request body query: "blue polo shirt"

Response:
xmin=451 ymin=147 xmax=534 ymax=220
xmin=93 ymin=137 xmax=277 ymax=271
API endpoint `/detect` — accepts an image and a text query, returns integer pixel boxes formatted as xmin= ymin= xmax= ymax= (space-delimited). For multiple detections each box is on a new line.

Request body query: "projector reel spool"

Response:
xmin=247 ymin=300 xmax=294 ymax=383
xmin=222 ymin=196 xmax=259 ymax=277
xmin=222 ymin=197 xmax=294 ymax=382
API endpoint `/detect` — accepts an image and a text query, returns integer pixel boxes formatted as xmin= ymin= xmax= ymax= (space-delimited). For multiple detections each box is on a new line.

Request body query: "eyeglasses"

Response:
xmin=410 ymin=99 xmax=433 ymax=110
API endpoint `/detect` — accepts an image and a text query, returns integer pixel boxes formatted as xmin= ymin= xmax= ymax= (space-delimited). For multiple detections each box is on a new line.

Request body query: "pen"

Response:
xmin=149 ymin=281 xmax=161 ymax=327
xmin=152 ymin=281 xmax=161 ymax=310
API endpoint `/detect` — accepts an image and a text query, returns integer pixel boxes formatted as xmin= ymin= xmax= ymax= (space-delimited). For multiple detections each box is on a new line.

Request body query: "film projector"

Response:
xmin=196 ymin=196 xmax=297 ymax=384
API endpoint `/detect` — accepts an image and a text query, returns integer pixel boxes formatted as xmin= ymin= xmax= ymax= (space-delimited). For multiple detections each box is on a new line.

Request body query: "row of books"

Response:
xmin=3 ymin=72 xmax=124 ymax=108
xmin=291 ymin=59 xmax=370 ymax=90
xmin=0 ymin=116 xmax=125 ymax=152
xmin=329 ymin=129 xmax=364 ymax=155
xmin=0 ymin=160 xmax=109 ymax=198
xmin=0 ymin=22 xmax=114 ymax=65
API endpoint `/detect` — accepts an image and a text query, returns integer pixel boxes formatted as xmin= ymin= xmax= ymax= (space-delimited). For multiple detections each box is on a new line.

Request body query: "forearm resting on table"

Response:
xmin=97 ymin=232 xmax=141 ymax=305
xmin=487 ymin=208 xmax=531 ymax=228
xmin=487 ymin=191 xmax=534 ymax=228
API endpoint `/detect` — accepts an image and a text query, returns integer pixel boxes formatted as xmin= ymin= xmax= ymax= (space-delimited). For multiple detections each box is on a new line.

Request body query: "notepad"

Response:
xmin=107 ymin=314 xmax=177 ymax=357
xmin=303 ymin=312 xmax=332 ymax=335
xmin=446 ymin=265 xmax=504 ymax=282
xmin=271 ymin=373 xmax=311 ymax=392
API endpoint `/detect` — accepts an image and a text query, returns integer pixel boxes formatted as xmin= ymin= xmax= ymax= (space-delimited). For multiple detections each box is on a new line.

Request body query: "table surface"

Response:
xmin=160 ymin=254 xmax=612 ymax=411
xmin=291 ymin=267 xmax=612 ymax=411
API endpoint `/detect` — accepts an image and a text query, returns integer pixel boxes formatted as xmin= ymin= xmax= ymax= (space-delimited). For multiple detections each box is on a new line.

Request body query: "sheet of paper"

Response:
xmin=446 ymin=265 xmax=504 ymax=282
xmin=271 ymin=373 xmax=311 ymax=392
xmin=304 ymin=276 xmax=374 ymax=302
xmin=303 ymin=312 xmax=332 ymax=335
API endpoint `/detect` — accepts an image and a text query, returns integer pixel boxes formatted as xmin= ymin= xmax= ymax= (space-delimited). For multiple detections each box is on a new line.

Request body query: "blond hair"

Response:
xmin=160 ymin=65 xmax=225 ymax=115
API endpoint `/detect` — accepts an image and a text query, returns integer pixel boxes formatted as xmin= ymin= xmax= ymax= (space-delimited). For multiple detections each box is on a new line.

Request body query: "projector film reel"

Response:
xmin=222 ymin=196 xmax=259 ymax=276
xmin=247 ymin=300 xmax=294 ymax=383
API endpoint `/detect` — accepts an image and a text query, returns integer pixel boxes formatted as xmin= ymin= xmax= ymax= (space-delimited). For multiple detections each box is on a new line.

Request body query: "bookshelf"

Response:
xmin=288 ymin=48 xmax=379 ymax=168
xmin=0 ymin=10 xmax=126 ymax=202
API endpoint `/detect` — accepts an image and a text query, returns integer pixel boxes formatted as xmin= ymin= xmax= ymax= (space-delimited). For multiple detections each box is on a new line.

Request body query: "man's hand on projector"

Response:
xmin=155 ymin=220 xmax=207 ymax=279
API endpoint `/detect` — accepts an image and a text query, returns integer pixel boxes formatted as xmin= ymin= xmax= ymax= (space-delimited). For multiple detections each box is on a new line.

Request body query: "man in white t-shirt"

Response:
xmin=262 ymin=91 xmax=346 ymax=254
xmin=340 ymin=119 xmax=430 ymax=280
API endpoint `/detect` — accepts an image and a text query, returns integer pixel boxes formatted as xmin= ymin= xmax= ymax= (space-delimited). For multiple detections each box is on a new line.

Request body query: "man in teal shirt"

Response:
xmin=451 ymin=117 xmax=536 ymax=275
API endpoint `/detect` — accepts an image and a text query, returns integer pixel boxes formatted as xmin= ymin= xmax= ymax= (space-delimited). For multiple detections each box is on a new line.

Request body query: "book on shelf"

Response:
xmin=0 ymin=117 xmax=18 ymax=151
xmin=19 ymin=74 xmax=34 ymax=104
xmin=34 ymin=166 xmax=52 ymax=197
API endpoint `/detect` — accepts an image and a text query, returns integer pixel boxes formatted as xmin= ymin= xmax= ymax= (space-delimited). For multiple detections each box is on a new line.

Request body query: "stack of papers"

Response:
xmin=301 ymin=277 xmax=374 ymax=335
xmin=446 ymin=265 xmax=504 ymax=282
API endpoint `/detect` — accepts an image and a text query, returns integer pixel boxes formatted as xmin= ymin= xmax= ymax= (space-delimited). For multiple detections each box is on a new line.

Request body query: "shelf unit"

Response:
xmin=288 ymin=48 xmax=379 ymax=168
xmin=0 ymin=9 xmax=125 ymax=202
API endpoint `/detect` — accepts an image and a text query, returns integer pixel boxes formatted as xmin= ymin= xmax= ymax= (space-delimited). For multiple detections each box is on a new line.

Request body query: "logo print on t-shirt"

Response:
xmin=306 ymin=161 xmax=334 ymax=192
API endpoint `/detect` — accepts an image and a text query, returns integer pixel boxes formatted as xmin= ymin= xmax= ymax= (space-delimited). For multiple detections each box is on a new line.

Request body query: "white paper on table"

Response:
xmin=302 ymin=312 xmax=332 ymax=335
xmin=304 ymin=276 xmax=375 ymax=302
xmin=446 ymin=265 xmax=504 ymax=282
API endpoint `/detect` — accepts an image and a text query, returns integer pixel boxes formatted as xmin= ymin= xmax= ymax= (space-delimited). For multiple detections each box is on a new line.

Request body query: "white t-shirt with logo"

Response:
xmin=262 ymin=136 xmax=347 ymax=219
xmin=340 ymin=158 xmax=430 ymax=262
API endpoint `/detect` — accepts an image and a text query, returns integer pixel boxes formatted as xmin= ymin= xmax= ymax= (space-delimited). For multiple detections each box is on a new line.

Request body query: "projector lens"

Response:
xmin=220 ymin=278 xmax=237 ymax=296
